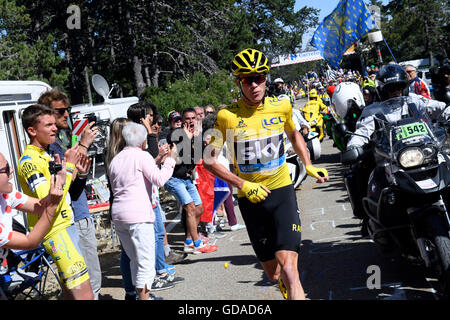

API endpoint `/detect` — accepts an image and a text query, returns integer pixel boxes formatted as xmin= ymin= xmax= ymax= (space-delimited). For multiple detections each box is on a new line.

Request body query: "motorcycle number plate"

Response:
xmin=395 ymin=123 xmax=428 ymax=141
xmin=416 ymin=178 xmax=437 ymax=189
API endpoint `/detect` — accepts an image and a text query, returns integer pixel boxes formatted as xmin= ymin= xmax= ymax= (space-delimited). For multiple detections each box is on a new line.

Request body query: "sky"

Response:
xmin=294 ymin=0 xmax=389 ymax=50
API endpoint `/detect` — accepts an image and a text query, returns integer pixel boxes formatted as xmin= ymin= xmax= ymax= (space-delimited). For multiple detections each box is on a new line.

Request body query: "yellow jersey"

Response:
xmin=211 ymin=97 xmax=296 ymax=197
xmin=18 ymin=145 xmax=75 ymax=240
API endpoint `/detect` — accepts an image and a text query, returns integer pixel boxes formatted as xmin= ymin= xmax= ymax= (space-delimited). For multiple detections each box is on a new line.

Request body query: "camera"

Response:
xmin=84 ymin=113 xmax=97 ymax=125
xmin=49 ymin=161 xmax=63 ymax=175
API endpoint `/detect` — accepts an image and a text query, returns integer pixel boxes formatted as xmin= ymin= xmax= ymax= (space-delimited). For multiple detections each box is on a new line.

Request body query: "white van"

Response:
xmin=0 ymin=80 xmax=52 ymax=226
xmin=0 ymin=81 xmax=52 ymax=189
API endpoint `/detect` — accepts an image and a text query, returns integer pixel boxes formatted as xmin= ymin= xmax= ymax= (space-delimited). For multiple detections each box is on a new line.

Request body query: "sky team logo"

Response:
xmin=234 ymin=133 xmax=285 ymax=173
xmin=261 ymin=116 xmax=285 ymax=131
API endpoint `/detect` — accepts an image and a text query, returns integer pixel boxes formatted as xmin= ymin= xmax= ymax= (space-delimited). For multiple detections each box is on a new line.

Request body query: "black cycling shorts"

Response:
xmin=238 ymin=184 xmax=302 ymax=262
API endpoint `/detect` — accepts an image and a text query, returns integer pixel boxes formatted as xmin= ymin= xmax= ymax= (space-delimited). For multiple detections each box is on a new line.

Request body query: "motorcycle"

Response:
xmin=302 ymin=109 xmax=325 ymax=142
xmin=285 ymin=136 xmax=307 ymax=189
xmin=341 ymin=110 xmax=450 ymax=298
xmin=285 ymin=121 xmax=321 ymax=189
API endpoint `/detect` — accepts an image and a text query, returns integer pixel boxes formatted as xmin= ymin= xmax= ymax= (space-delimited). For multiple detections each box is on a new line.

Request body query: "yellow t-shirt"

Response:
xmin=18 ymin=145 xmax=75 ymax=240
xmin=211 ymin=97 xmax=296 ymax=197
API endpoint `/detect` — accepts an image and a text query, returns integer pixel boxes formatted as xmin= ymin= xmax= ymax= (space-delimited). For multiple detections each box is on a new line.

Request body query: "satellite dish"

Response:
xmin=92 ymin=74 xmax=110 ymax=101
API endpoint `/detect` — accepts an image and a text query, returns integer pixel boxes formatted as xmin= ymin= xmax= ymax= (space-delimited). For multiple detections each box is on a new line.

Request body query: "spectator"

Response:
xmin=404 ymin=64 xmax=431 ymax=99
xmin=195 ymin=106 xmax=205 ymax=121
xmin=151 ymin=115 xmax=188 ymax=265
xmin=0 ymin=152 xmax=67 ymax=264
xmin=165 ymin=108 xmax=217 ymax=254
xmin=127 ymin=102 xmax=159 ymax=158
xmin=202 ymin=114 xmax=245 ymax=233
xmin=204 ymin=105 xmax=215 ymax=116
xmin=160 ymin=111 xmax=182 ymax=141
xmin=18 ymin=104 xmax=93 ymax=300
xmin=105 ymin=118 xmax=138 ymax=300
xmin=38 ymin=89 xmax=102 ymax=300
xmin=108 ymin=122 xmax=177 ymax=301
xmin=127 ymin=103 xmax=183 ymax=292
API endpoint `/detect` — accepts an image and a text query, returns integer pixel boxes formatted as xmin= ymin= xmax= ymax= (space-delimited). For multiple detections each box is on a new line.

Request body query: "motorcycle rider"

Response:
xmin=300 ymin=89 xmax=328 ymax=141
xmin=318 ymin=86 xmax=330 ymax=106
xmin=270 ymin=78 xmax=309 ymax=135
xmin=345 ymin=64 xmax=450 ymax=225
xmin=347 ymin=64 xmax=449 ymax=149
xmin=270 ymin=78 xmax=287 ymax=97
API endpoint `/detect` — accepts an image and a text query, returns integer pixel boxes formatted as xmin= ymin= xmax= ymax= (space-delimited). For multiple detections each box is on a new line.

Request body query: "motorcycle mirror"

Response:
xmin=341 ymin=147 xmax=364 ymax=165
xmin=335 ymin=123 xmax=348 ymax=138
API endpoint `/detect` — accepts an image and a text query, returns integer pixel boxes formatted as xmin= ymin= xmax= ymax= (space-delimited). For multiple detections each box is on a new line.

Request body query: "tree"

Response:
xmin=235 ymin=0 xmax=319 ymax=57
xmin=381 ymin=0 xmax=449 ymax=64
xmin=3 ymin=0 xmax=321 ymax=101
xmin=0 ymin=0 xmax=68 ymax=86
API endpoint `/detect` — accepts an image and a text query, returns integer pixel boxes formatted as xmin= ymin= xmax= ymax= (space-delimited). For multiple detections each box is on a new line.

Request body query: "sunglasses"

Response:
xmin=55 ymin=107 xmax=71 ymax=115
xmin=0 ymin=162 xmax=11 ymax=175
xmin=240 ymin=75 xmax=266 ymax=86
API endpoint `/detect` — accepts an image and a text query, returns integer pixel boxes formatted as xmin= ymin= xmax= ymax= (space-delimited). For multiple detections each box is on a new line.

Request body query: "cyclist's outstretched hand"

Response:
xmin=305 ymin=165 xmax=329 ymax=183
xmin=240 ymin=181 xmax=270 ymax=203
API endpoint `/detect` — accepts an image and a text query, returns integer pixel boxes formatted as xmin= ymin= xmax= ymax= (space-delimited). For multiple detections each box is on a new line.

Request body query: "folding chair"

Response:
xmin=0 ymin=246 xmax=61 ymax=300
xmin=0 ymin=219 xmax=62 ymax=300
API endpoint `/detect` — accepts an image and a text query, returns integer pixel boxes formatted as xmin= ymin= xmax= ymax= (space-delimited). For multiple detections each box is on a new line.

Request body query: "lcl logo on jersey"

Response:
xmin=261 ymin=116 xmax=285 ymax=131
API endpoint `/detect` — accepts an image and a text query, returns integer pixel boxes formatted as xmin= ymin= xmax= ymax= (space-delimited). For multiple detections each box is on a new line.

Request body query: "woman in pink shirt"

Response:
xmin=108 ymin=122 xmax=177 ymax=301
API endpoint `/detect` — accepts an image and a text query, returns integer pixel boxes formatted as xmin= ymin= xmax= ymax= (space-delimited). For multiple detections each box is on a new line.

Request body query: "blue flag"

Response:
xmin=213 ymin=177 xmax=230 ymax=215
xmin=310 ymin=0 xmax=375 ymax=68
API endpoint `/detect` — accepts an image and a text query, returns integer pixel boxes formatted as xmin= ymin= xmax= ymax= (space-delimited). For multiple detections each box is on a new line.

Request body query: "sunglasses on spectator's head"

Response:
xmin=0 ymin=162 xmax=11 ymax=175
xmin=55 ymin=107 xmax=71 ymax=115
xmin=239 ymin=75 xmax=266 ymax=86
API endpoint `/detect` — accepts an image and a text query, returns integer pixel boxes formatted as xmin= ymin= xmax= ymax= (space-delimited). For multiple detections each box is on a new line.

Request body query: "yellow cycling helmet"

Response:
xmin=232 ymin=48 xmax=270 ymax=76
xmin=309 ymin=89 xmax=318 ymax=98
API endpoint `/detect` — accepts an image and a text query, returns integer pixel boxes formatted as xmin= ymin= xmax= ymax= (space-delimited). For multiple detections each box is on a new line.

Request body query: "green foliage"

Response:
xmin=379 ymin=0 xmax=448 ymax=63
xmin=0 ymin=0 xmax=69 ymax=86
xmin=140 ymin=70 xmax=236 ymax=124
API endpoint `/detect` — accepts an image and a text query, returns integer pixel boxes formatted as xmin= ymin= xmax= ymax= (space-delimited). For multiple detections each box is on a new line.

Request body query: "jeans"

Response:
xmin=120 ymin=245 xmax=135 ymax=294
xmin=154 ymin=203 xmax=169 ymax=274
xmin=164 ymin=176 xmax=202 ymax=206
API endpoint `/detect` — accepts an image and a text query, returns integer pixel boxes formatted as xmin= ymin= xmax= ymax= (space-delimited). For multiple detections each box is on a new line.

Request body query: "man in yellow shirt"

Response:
xmin=18 ymin=104 xmax=93 ymax=300
xmin=203 ymin=48 xmax=329 ymax=300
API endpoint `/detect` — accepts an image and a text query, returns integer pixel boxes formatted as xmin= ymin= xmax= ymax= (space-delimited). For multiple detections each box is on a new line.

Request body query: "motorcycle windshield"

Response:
xmin=391 ymin=119 xmax=434 ymax=153
xmin=372 ymin=97 xmax=435 ymax=153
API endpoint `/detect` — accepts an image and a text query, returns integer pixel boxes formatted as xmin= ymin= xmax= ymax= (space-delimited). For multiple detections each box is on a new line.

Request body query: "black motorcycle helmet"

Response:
xmin=376 ymin=64 xmax=409 ymax=101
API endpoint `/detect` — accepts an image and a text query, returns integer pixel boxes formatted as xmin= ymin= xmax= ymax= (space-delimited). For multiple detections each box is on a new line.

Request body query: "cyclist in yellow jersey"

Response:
xmin=204 ymin=48 xmax=329 ymax=300
xmin=18 ymin=104 xmax=94 ymax=300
